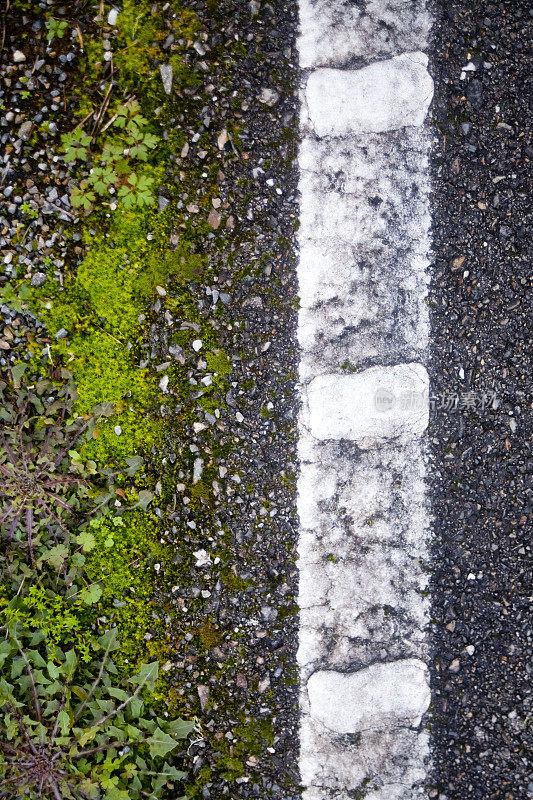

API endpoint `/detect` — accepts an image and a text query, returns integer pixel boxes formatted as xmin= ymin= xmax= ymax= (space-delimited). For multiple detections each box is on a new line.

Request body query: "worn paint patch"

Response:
xmin=299 ymin=0 xmax=430 ymax=69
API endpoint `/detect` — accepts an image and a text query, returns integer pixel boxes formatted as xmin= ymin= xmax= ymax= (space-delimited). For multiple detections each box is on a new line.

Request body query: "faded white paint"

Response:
xmin=298 ymin=0 xmax=430 ymax=69
xmin=297 ymin=0 xmax=432 ymax=797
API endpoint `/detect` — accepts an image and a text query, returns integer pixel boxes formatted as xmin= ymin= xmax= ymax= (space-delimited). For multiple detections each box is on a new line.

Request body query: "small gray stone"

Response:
xmin=13 ymin=50 xmax=26 ymax=63
xmin=197 ymin=685 xmax=209 ymax=711
xmin=159 ymin=64 xmax=173 ymax=95
xmin=259 ymin=87 xmax=280 ymax=107
xmin=17 ymin=121 xmax=33 ymax=140
xmin=55 ymin=328 xmax=68 ymax=340
xmin=30 ymin=272 xmax=47 ymax=288
xmin=193 ymin=458 xmax=204 ymax=484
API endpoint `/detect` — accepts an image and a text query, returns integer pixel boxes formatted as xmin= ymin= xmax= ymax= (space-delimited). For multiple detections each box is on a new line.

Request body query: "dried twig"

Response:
xmin=91 ymin=69 xmax=115 ymax=140
xmin=72 ymin=109 xmax=95 ymax=131
xmin=75 ymin=24 xmax=84 ymax=52
xmin=0 ymin=0 xmax=10 ymax=59
xmin=100 ymin=93 xmax=136 ymax=134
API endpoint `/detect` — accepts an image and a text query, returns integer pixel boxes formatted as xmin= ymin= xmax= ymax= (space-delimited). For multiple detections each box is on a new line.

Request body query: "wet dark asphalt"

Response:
xmin=428 ymin=2 xmax=532 ymax=799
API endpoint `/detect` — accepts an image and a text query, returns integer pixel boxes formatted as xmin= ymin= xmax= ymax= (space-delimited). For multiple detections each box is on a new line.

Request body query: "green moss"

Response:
xmin=83 ymin=511 xmax=169 ymax=675
xmin=218 ymin=568 xmax=254 ymax=592
xmin=74 ymin=1 xmax=200 ymax=116
xmin=341 ymin=360 xmax=359 ymax=373
xmin=205 ymin=349 xmax=232 ymax=376
xmin=278 ymin=602 xmax=299 ymax=620
xmin=198 ymin=619 xmax=222 ymax=651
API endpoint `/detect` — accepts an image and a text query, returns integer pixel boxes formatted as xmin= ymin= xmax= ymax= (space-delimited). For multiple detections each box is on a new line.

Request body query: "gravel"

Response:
xmin=428 ymin=2 xmax=532 ymax=798
xmin=144 ymin=1 xmax=301 ymax=796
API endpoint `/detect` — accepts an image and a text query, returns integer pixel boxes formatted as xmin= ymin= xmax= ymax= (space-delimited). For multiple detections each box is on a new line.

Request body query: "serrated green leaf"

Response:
xmin=125 ymin=455 xmax=143 ymax=476
xmin=78 ymin=726 xmax=98 ymax=746
xmin=107 ymin=687 xmax=129 ymax=701
xmin=143 ymin=132 xmax=159 ymax=149
xmin=63 ymin=649 xmax=77 ymax=681
xmin=92 ymin=401 xmax=116 ymax=417
xmin=166 ymin=717 xmax=195 ymax=739
xmin=103 ymin=788 xmax=129 ymax=800
xmin=10 ymin=658 xmax=24 ymax=679
xmin=11 ymin=362 xmax=27 ymax=386
xmin=128 ymin=661 xmax=158 ymax=691
xmin=129 ymin=695 xmax=143 ymax=719
xmin=27 ymin=650 xmax=47 ymax=669
xmin=56 ymin=709 xmax=71 ymax=736
xmin=47 ymin=661 xmax=61 ymax=680
xmin=79 ymin=779 xmax=100 ymax=799
xmin=98 ymin=628 xmax=120 ymax=652
xmin=146 ymin=727 xmax=178 ymax=758
xmin=0 ymin=639 xmax=13 ymax=667
xmin=136 ymin=489 xmax=154 ymax=510
xmin=43 ymin=543 xmax=69 ymax=569
xmin=126 ymin=723 xmax=143 ymax=740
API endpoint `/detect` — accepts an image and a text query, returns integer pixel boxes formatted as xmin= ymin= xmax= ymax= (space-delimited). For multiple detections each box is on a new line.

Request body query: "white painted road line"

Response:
xmin=296 ymin=1 xmax=433 ymax=798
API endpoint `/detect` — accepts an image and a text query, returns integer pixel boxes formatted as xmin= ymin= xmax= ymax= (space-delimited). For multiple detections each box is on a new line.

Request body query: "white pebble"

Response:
xmin=107 ymin=8 xmax=119 ymax=25
xmin=193 ymin=549 xmax=211 ymax=567
xmin=192 ymin=339 xmax=203 ymax=351
xmin=114 ymin=426 xmax=122 ymax=435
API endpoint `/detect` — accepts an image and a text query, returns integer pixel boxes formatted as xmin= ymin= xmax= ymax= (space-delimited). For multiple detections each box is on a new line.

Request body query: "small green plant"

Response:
xmin=0 ymin=626 xmax=195 ymax=799
xmin=20 ymin=203 xmax=38 ymax=219
xmin=0 ymin=374 xmax=142 ymax=589
xmin=45 ymin=17 xmax=68 ymax=42
xmin=61 ymin=102 xmax=159 ymax=212
xmin=0 ymin=376 xmax=88 ymax=569
xmin=0 ymin=282 xmax=31 ymax=314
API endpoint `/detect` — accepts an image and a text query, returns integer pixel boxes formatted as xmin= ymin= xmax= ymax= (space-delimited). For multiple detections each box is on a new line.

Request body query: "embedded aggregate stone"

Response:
xmin=305 ymin=53 xmax=434 ymax=138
